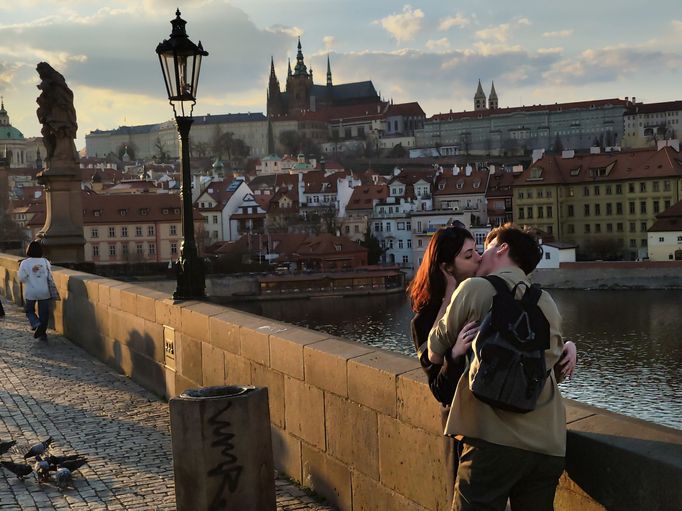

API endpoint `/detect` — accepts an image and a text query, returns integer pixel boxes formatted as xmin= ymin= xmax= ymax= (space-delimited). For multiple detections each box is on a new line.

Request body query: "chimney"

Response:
xmin=590 ymin=146 xmax=601 ymax=154
xmin=632 ymin=96 xmax=636 ymax=104
xmin=465 ymin=164 xmax=472 ymax=176
xmin=453 ymin=165 xmax=460 ymax=176
xmin=561 ymin=150 xmax=575 ymax=159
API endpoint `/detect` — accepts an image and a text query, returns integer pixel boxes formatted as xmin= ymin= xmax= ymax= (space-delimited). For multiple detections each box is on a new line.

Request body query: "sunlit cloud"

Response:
xmin=538 ymin=47 xmax=563 ymax=54
xmin=542 ymin=29 xmax=574 ymax=38
xmin=323 ymin=36 xmax=335 ymax=50
xmin=373 ymin=5 xmax=424 ymax=44
xmin=438 ymin=14 xmax=471 ymax=31
xmin=425 ymin=38 xmax=450 ymax=51
xmin=475 ymin=24 xmax=510 ymax=43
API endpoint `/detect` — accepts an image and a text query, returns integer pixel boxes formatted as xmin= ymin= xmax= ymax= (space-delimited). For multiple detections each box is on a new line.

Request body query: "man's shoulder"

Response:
xmin=456 ymin=276 xmax=496 ymax=297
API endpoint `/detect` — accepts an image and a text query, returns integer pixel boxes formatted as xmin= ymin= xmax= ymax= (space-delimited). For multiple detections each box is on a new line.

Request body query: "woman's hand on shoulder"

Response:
xmin=451 ymin=320 xmax=479 ymax=360
xmin=439 ymin=262 xmax=458 ymax=298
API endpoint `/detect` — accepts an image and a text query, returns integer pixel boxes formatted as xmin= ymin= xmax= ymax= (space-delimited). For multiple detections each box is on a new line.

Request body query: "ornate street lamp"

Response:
xmin=156 ymin=9 xmax=208 ymax=300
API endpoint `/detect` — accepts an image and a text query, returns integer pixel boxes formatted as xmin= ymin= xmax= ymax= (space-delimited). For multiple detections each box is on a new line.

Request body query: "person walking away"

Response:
xmin=19 ymin=240 xmax=52 ymax=341
xmin=428 ymin=224 xmax=570 ymax=511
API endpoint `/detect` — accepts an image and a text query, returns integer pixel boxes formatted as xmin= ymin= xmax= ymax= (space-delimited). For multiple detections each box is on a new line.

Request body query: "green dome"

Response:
xmin=0 ymin=125 xmax=24 ymax=140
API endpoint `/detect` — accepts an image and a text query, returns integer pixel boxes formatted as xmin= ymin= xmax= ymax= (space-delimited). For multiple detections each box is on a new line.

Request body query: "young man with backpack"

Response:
xmin=428 ymin=224 xmax=569 ymax=511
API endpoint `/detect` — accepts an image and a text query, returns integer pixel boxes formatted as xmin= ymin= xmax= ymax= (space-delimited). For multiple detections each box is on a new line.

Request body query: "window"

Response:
xmin=595 ymin=224 xmax=601 ymax=233
xmin=386 ymin=223 xmax=391 ymax=232
xmin=665 ymin=200 xmax=671 ymax=210
xmin=584 ymin=224 xmax=591 ymax=233
xmin=616 ymin=203 xmax=623 ymax=215
xmin=545 ymin=252 xmax=551 ymax=260
xmin=653 ymin=201 xmax=660 ymax=214
xmin=374 ymin=222 xmax=380 ymax=232
xmin=136 ymin=226 xmax=143 ymax=237
xmin=606 ymin=185 xmax=612 ymax=195
xmin=397 ymin=222 xmax=405 ymax=230
xmin=629 ymin=222 xmax=636 ymax=233
xmin=629 ymin=202 xmax=635 ymax=214
xmin=402 ymin=255 xmax=409 ymax=264
xmin=607 ymin=223 xmax=613 ymax=233
xmin=584 ymin=204 xmax=590 ymax=216
xmin=594 ymin=185 xmax=600 ymax=196
xmin=213 ymin=215 xmax=218 ymax=224
xmin=389 ymin=240 xmax=394 ymax=249
xmin=547 ymin=206 xmax=553 ymax=218
xmin=630 ymin=239 xmax=637 ymax=248
xmin=641 ymin=239 xmax=647 ymax=247
xmin=171 ymin=242 xmax=177 ymax=255
xmin=122 ymin=244 xmax=129 ymax=257
xmin=653 ymin=181 xmax=660 ymax=192
xmin=418 ymin=239 xmax=423 ymax=248
xmin=136 ymin=243 xmax=144 ymax=256
xmin=640 ymin=182 xmax=646 ymax=193
xmin=518 ymin=208 xmax=525 ymax=220
xmin=617 ymin=223 xmax=623 ymax=232
xmin=567 ymin=205 xmax=574 ymax=217
xmin=93 ymin=245 xmax=99 ymax=257
xmin=640 ymin=201 xmax=647 ymax=214
xmin=583 ymin=186 xmax=590 ymax=197
xmin=664 ymin=180 xmax=671 ymax=192
xmin=109 ymin=227 xmax=116 ymax=238
xmin=121 ymin=226 xmax=128 ymax=237
xmin=629 ymin=183 xmax=635 ymax=193
xmin=354 ymin=225 xmax=360 ymax=233
xmin=567 ymin=224 xmax=575 ymax=234
xmin=148 ymin=226 xmax=155 ymax=236
xmin=407 ymin=239 xmax=412 ymax=248
xmin=641 ymin=222 xmax=647 ymax=232
xmin=91 ymin=228 xmax=99 ymax=238
xmin=538 ymin=207 xmax=544 ymax=219
xmin=527 ymin=207 xmax=533 ymax=219
xmin=345 ymin=225 xmax=350 ymax=234
xmin=148 ymin=243 xmax=156 ymax=256
xmin=398 ymin=240 xmax=404 ymax=249
xmin=616 ymin=184 xmax=623 ymax=194
xmin=595 ymin=204 xmax=601 ymax=216
xmin=406 ymin=221 xmax=411 ymax=230
xmin=659 ymin=236 xmax=665 ymax=243
xmin=170 ymin=225 xmax=177 ymax=236
xmin=109 ymin=245 xmax=116 ymax=257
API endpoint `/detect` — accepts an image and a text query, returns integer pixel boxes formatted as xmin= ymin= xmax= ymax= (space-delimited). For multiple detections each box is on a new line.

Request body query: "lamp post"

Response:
xmin=156 ymin=9 xmax=208 ymax=300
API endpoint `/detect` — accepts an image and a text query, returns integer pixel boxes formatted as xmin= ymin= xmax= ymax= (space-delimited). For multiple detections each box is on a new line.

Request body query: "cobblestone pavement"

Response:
xmin=0 ymin=303 xmax=335 ymax=511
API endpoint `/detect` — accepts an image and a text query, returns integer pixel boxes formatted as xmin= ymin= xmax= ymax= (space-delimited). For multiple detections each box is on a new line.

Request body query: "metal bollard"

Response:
xmin=169 ymin=385 xmax=276 ymax=511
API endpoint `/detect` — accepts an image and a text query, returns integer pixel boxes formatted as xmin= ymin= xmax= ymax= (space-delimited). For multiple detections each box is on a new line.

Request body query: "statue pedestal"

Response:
xmin=37 ymin=163 xmax=85 ymax=265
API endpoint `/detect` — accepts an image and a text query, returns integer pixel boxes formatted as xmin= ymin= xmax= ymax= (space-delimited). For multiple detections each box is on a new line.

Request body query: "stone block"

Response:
xmin=209 ymin=312 xmax=242 ymax=354
xmin=240 ymin=321 xmax=271 ymax=366
xmin=108 ymin=282 xmax=134 ymax=311
xmin=83 ymin=277 xmax=100 ymax=303
xmin=251 ymin=364 xmax=285 ymax=428
xmin=164 ymin=367 xmax=177 ymax=399
xmin=134 ymin=291 xmax=157 ymax=322
xmin=119 ymin=287 xmax=138 ymax=315
xmin=175 ymin=371 xmax=198 ymax=395
xmin=225 ymin=352 xmax=252 ymax=387
xmin=270 ymin=327 xmax=328 ymax=380
xmin=201 ymin=342 xmax=225 ymax=387
xmin=109 ymin=338 xmax=134 ymax=377
xmin=142 ymin=320 xmax=164 ymax=364
xmin=378 ymin=415 xmax=449 ymax=511
xmin=94 ymin=303 xmax=111 ymax=339
xmin=284 ymin=375 xmax=325 ymax=450
xmin=348 ymin=351 xmax=421 ymax=416
xmin=397 ymin=368 xmax=443 ymax=435
xmin=181 ymin=302 xmax=226 ymax=342
xmin=271 ymin=425 xmax=302 ymax=483
xmin=324 ymin=393 xmax=378 ymax=479
xmin=352 ymin=470 xmax=428 ymax=511
xmin=301 ymin=443 xmax=351 ymax=511
xmin=129 ymin=351 xmax=166 ymax=398
xmin=176 ymin=333 xmax=203 ymax=386
xmin=303 ymin=338 xmax=373 ymax=397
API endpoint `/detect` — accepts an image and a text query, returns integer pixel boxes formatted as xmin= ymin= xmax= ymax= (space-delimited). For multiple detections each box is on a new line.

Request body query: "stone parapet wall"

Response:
xmin=0 ymin=252 xmax=680 ymax=511
xmin=534 ymin=262 xmax=682 ymax=289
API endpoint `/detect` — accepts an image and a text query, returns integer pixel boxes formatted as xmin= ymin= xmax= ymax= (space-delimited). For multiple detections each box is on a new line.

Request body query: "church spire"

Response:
xmin=293 ymin=36 xmax=308 ymax=76
xmin=488 ymin=81 xmax=498 ymax=110
xmin=287 ymin=58 xmax=292 ymax=77
xmin=326 ymin=55 xmax=333 ymax=87
xmin=474 ymin=79 xmax=486 ymax=111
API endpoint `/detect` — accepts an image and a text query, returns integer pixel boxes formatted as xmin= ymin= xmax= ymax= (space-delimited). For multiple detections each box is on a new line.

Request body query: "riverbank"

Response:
xmin=533 ymin=261 xmax=682 ymax=289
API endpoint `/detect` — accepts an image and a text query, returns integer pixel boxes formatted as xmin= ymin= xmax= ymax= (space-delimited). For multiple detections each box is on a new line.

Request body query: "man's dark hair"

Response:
xmin=26 ymin=240 xmax=44 ymax=258
xmin=485 ymin=223 xmax=543 ymax=275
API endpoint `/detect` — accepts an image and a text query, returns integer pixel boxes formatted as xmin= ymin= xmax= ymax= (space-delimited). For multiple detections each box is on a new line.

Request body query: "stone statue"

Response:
xmin=36 ymin=62 xmax=79 ymax=166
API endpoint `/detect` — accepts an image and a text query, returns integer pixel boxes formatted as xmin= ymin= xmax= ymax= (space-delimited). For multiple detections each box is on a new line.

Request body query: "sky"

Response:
xmin=0 ymin=0 xmax=680 ymax=150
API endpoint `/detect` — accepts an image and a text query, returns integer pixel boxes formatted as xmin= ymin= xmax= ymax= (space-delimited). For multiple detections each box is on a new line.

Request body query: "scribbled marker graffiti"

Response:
xmin=207 ymin=402 xmax=243 ymax=510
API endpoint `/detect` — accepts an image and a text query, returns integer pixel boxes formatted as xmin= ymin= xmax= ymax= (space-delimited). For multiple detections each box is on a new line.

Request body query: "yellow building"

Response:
xmin=514 ymin=147 xmax=682 ymax=260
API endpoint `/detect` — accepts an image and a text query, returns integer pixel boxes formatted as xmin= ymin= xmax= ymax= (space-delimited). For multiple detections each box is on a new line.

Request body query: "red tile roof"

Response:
xmin=433 ymin=169 xmax=490 ymax=196
xmin=626 ymin=100 xmax=682 ymax=116
xmin=346 ymin=184 xmax=388 ymax=210
xmin=385 ymin=102 xmax=425 ymax=117
xmin=649 ymin=199 xmax=682 ymax=232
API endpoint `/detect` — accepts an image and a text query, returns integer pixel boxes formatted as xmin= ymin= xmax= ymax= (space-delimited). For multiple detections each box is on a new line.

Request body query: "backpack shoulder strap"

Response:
xmin=521 ymin=283 xmax=543 ymax=306
xmin=481 ymin=275 xmax=510 ymax=296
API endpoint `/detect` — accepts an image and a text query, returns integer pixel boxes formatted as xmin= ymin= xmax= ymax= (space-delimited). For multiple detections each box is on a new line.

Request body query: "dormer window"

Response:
xmin=438 ymin=182 xmax=445 ymax=191
xmin=139 ymin=208 xmax=149 ymax=216
xmin=334 ymin=244 xmax=342 ymax=252
xmin=174 ymin=208 xmax=180 ymax=214
xmin=162 ymin=208 xmax=169 ymax=215
xmin=473 ymin=180 xmax=481 ymax=189
xmin=456 ymin=180 xmax=464 ymax=189
xmin=529 ymin=167 xmax=543 ymax=180
xmin=93 ymin=209 xmax=102 ymax=217
xmin=570 ymin=166 xmax=581 ymax=176
xmin=119 ymin=209 xmax=127 ymax=216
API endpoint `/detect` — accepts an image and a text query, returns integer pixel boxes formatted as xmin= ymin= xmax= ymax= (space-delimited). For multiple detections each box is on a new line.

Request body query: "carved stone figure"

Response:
xmin=35 ymin=62 xmax=79 ymax=166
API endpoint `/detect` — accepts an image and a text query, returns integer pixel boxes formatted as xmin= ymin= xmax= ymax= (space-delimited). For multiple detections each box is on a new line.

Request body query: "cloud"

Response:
xmin=516 ymin=17 xmax=531 ymax=26
xmin=672 ymin=20 xmax=682 ymax=30
xmin=475 ymin=24 xmax=510 ymax=43
xmin=425 ymin=38 xmax=450 ymax=51
xmin=537 ymin=47 xmax=563 ymax=54
xmin=266 ymin=24 xmax=302 ymax=38
xmin=323 ymin=36 xmax=335 ymax=50
xmin=542 ymin=29 xmax=574 ymax=38
xmin=373 ymin=5 xmax=424 ymax=43
xmin=543 ymin=46 xmax=682 ymax=85
xmin=438 ymin=14 xmax=470 ymax=31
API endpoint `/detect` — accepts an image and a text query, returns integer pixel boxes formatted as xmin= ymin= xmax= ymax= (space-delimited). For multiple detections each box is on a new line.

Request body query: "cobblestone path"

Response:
xmin=0 ymin=303 xmax=334 ymax=511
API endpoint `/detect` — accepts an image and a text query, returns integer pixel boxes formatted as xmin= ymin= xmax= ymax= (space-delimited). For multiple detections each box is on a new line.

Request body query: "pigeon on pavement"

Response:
xmin=1 ymin=461 xmax=33 ymax=479
xmin=34 ymin=456 xmax=51 ymax=482
xmin=58 ymin=458 xmax=87 ymax=472
xmin=23 ymin=436 xmax=53 ymax=459
xmin=54 ymin=467 xmax=72 ymax=489
xmin=0 ymin=440 xmax=16 ymax=456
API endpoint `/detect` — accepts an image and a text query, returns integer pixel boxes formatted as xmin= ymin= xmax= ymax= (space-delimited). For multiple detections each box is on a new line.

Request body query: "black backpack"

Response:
xmin=469 ymin=275 xmax=551 ymax=413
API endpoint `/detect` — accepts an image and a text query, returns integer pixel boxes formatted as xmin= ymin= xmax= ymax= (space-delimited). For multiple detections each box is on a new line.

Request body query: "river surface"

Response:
xmin=231 ymin=289 xmax=682 ymax=430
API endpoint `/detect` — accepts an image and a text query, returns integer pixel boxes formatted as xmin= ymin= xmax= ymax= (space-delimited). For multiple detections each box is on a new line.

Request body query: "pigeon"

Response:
xmin=0 ymin=461 xmax=33 ymax=479
xmin=0 ymin=440 xmax=16 ymax=456
xmin=58 ymin=458 xmax=87 ymax=473
xmin=33 ymin=456 xmax=51 ymax=482
xmin=54 ymin=467 xmax=72 ymax=489
xmin=23 ymin=436 xmax=53 ymax=459
xmin=46 ymin=454 xmax=82 ymax=468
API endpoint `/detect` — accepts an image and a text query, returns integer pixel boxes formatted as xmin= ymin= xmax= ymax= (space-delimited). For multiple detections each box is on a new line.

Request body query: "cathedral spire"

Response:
xmin=293 ymin=36 xmax=308 ymax=76
xmin=287 ymin=58 xmax=292 ymax=77
xmin=488 ymin=81 xmax=498 ymax=110
xmin=326 ymin=55 xmax=333 ymax=87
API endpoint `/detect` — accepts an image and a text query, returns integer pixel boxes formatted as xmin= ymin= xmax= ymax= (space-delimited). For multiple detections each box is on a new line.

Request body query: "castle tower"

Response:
xmin=488 ymin=81 xmax=498 ymax=110
xmin=474 ymin=79 xmax=486 ymax=111
xmin=326 ymin=55 xmax=333 ymax=87
xmin=267 ymin=56 xmax=284 ymax=117
xmin=285 ymin=37 xmax=314 ymax=112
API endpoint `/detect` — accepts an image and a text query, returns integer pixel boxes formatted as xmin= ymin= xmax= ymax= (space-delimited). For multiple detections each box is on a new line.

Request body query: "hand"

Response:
xmin=452 ymin=320 xmax=479 ymax=359
xmin=558 ymin=340 xmax=577 ymax=380
xmin=439 ymin=262 xmax=458 ymax=297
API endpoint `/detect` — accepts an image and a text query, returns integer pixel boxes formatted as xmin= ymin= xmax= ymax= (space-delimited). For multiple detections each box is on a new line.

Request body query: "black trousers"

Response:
xmin=452 ymin=438 xmax=564 ymax=511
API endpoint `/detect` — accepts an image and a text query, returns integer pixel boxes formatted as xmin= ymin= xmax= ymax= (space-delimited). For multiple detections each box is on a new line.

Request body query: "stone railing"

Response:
xmin=1 ymin=253 xmax=680 ymax=511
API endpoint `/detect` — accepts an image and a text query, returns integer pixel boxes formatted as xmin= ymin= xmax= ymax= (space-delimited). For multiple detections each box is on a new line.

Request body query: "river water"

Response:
xmin=232 ymin=289 xmax=682 ymax=430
